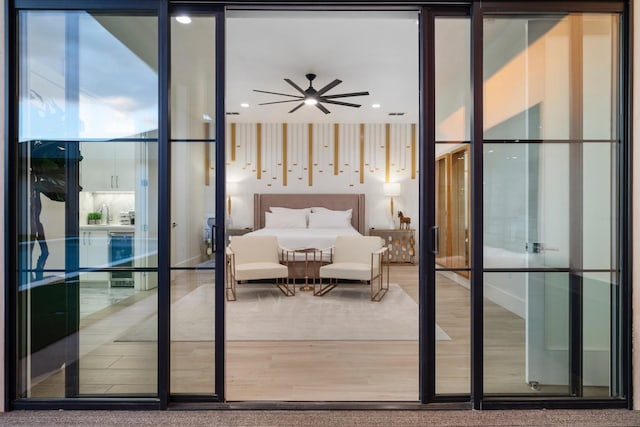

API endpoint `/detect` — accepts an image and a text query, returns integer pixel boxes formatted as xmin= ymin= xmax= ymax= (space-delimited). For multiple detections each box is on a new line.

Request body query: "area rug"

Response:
xmin=117 ymin=283 xmax=450 ymax=342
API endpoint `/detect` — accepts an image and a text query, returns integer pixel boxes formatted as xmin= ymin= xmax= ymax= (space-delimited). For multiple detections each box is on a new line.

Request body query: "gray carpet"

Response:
xmin=0 ymin=409 xmax=638 ymax=426
xmin=118 ymin=283 xmax=450 ymax=341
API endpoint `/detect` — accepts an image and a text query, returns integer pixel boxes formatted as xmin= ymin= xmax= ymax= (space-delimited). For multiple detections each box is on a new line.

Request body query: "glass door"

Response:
xmin=482 ymin=12 xmax=623 ymax=398
xmin=15 ymin=10 xmax=159 ymax=399
xmin=169 ymin=10 xmax=222 ymax=397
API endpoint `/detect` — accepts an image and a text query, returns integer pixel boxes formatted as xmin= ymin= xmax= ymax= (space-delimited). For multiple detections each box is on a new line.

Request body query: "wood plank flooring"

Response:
xmin=28 ymin=264 xmax=609 ymax=400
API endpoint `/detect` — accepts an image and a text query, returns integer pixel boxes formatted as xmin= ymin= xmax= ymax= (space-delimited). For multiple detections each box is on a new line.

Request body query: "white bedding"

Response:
xmin=245 ymin=227 xmax=362 ymax=261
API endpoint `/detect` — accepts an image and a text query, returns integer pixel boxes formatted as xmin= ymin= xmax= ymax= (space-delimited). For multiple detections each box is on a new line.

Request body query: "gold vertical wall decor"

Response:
xmin=385 ymin=123 xmax=391 ymax=183
xmin=256 ymin=123 xmax=262 ymax=180
xmin=334 ymin=123 xmax=340 ymax=175
xmin=230 ymin=123 xmax=237 ymax=162
xmin=308 ymin=123 xmax=313 ymax=186
xmin=411 ymin=123 xmax=416 ymax=179
xmin=282 ymin=123 xmax=288 ymax=186
xmin=359 ymin=123 xmax=365 ymax=184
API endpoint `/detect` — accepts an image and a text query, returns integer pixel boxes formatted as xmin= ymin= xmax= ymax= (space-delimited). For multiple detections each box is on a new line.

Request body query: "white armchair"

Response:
xmin=226 ymin=235 xmax=292 ymax=301
xmin=318 ymin=235 xmax=389 ymax=301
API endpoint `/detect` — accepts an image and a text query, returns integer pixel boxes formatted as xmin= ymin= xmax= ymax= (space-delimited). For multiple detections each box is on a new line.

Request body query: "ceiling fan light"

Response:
xmin=304 ymin=98 xmax=318 ymax=105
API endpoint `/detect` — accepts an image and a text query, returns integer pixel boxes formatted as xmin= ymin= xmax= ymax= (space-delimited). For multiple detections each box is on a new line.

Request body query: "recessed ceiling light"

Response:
xmin=176 ymin=16 xmax=191 ymax=24
xmin=240 ymin=103 xmax=250 ymax=108
xmin=372 ymin=103 xmax=381 ymax=109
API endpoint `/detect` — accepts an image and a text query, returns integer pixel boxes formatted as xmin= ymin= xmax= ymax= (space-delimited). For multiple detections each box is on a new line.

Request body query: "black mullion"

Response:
xmin=214 ymin=9 xmax=226 ymax=402
xmin=14 ymin=0 xmax=158 ymax=11
xmin=6 ymin=0 xmax=19 ymax=409
xmin=479 ymin=1 xmax=625 ymax=14
xmin=157 ymin=0 xmax=170 ymax=409
xmin=419 ymin=5 xmax=435 ymax=404
xmin=470 ymin=1 xmax=483 ymax=410
xmin=63 ymin=13 xmax=80 ymax=398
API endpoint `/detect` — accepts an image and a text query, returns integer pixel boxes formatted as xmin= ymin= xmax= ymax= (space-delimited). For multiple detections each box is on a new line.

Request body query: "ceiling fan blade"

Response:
xmin=284 ymin=78 xmax=307 ymax=95
xmin=259 ymin=99 xmax=305 ymax=105
xmin=289 ymin=102 xmax=305 ymax=113
xmin=253 ymin=89 xmax=303 ymax=98
xmin=321 ymin=91 xmax=370 ymax=99
xmin=316 ymin=79 xmax=342 ymax=95
xmin=315 ymin=103 xmax=331 ymax=114
xmin=321 ymin=99 xmax=362 ymax=108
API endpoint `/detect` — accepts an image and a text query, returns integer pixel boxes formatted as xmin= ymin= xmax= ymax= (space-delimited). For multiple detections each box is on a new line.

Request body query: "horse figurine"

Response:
xmin=398 ymin=211 xmax=411 ymax=230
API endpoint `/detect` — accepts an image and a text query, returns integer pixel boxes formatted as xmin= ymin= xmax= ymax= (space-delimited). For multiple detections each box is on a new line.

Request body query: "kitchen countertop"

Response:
xmin=80 ymin=224 xmax=135 ymax=232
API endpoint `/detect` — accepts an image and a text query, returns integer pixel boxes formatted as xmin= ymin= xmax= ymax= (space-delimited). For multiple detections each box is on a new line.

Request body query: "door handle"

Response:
xmin=172 ymin=222 xmax=178 ymax=228
xmin=115 ymin=175 xmax=119 ymax=188
xmin=211 ymin=224 xmax=216 ymax=253
xmin=431 ymin=226 xmax=439 ymax=255
xmin=111 ymin=176 xmax=114 ymax=188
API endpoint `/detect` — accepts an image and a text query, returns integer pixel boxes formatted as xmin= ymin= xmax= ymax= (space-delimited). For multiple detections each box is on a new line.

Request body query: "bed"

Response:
xmin=248 ymin=193 xmax=366 ymax=279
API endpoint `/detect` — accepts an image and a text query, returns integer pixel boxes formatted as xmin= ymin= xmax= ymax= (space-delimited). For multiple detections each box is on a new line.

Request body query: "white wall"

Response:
xmin=225 ymin=122 xmax=419 ymax=242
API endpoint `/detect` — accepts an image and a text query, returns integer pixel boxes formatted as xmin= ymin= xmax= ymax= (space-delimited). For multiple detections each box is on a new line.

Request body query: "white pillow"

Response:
xmin=264 ymin=211 xmax=307 ymax=229
xmin=311 ymin=207 xmax=352 ymax=220
xmin=308 ymin=210 xmax=352 ymax=229
xmin=270 ymin=206 xmax=312 ymax=216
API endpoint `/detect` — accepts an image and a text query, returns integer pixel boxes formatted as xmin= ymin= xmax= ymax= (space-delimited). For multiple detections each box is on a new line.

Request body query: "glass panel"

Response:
xmin=583 ymin=143 xmax=617 ymax=270
xmin=17 ymin=11 xmax=158 ymax=398
xmin=171 ymin=17 xmax=216 ymax=140
xmin=582 ymin=272 xmax=617 ymax=397
xmin=483 ymin=12 xmax=622 ymax=399
xmin=484 ymin=142 xmax=570 ymax=269
xmin=484 ymin=14 xmax=619 ymax=141
xmin=435 ymin=18 xmax=470 ymax=142
xmin=582 ymin=15 xmax=619 ymax=140
xmin=170 ymin=15 xmax=217 ymax=395
xmin=436 ymin=145 xmax=470 ymax=270
xmin=434 ymin=17 xmax=471 ymax=396
xmin=436 ymin=270 xmax=470 ymax=394
xmin=484 ymin=272 xmax=569 ymax=395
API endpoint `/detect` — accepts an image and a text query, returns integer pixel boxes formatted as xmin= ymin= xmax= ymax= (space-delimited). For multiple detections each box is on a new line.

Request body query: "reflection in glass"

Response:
xmin=484 ymin=272 xmax=570 ymax=395
xmin=435 ymin=145 xmax=470 ymax=271
xmin=435 ymin=18 xmax=470 ymax=141
xmin=484 ymin=14 xmax=619 ymax=141
xmin=16 ymin=11 xmax=158 ymax=398
xmin=170 ymin=15 xmax=217 ymax=395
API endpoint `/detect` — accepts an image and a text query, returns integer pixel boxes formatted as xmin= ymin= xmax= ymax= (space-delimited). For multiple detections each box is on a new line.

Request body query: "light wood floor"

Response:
xmin=28 ymin=264 xmax=608 ymax=400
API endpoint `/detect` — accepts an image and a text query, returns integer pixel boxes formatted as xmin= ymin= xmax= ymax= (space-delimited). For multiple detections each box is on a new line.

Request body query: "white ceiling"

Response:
xmin=225 ymin=11 xmax=420 ymax=123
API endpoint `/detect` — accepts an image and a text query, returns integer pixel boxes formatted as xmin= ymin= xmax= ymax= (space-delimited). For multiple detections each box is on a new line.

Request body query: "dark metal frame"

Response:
xmin=3 ymin=0 xmax=632 ymax=412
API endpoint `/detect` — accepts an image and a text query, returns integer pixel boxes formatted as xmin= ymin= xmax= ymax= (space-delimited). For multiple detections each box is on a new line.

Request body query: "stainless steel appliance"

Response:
xmin=109 ymin=231 xmax=134 ymax=287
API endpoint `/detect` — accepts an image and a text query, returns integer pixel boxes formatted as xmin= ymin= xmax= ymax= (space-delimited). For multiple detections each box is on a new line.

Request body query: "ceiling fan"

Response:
xmin=253 ymin=73 xmax=369 ymax=114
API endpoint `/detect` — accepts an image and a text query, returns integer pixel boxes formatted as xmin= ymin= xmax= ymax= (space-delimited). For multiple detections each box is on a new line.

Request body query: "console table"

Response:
xmin=369 ymin=228 xmax=416 ymax=264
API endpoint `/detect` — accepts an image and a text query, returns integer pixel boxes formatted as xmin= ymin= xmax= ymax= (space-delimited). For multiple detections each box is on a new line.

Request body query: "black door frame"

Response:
xmin=4 ymin=0 xmax=632 ymax=411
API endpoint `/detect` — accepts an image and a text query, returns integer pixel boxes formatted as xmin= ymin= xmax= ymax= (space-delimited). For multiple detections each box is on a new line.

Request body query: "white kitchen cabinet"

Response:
xmin=80 ymin=142 xmax=135 ymax=191
xmin=79 ymin=228 xmax=109 ymax=282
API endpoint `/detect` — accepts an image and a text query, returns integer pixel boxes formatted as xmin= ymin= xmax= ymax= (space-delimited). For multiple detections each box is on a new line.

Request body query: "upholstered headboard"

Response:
xmin=254 ymin=193 xmax=366 ymax=235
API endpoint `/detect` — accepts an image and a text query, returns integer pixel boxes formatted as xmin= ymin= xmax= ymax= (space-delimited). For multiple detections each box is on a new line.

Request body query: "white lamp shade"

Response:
xmin=383 ymin=182 xmax=401 ymax=197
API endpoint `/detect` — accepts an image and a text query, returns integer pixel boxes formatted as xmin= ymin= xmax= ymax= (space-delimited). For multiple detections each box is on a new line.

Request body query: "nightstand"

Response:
xmin=226 ymin=227 xmax=253 ymax=244
xmin=369 ymin=228 xmax=416 ymax=264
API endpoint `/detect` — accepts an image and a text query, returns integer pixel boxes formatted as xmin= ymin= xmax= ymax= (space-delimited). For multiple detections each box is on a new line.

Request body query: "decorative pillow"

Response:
xmin=264 ymin=211 xmax=307 ymax=229
xmin=308 ymin=210 xmax=352 ymax=229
